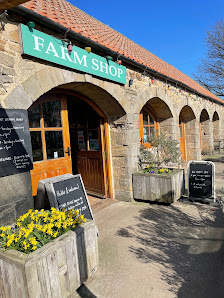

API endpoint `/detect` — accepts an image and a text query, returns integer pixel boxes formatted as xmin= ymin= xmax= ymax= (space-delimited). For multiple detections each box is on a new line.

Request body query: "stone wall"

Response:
xmin=0 ymin=15 xmax=224 ymax=222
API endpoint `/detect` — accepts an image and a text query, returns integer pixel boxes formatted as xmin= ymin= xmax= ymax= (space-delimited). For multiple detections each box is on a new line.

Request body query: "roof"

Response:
xmin=20 ymin=0 xmax=223 ymax=104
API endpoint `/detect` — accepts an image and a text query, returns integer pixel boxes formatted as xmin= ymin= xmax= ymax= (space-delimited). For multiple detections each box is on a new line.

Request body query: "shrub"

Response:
xmin=0 ymin=208 xmax=86 ymax=254
xmin=140 ymin=132 xmax=181 ymax=171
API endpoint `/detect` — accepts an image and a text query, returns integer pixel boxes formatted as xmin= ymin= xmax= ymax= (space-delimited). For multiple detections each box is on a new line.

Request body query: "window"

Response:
xmin=139 ymin=107 xmax=158 ymax=147
xmin=28 ymin=97 xmax=65 ymax=162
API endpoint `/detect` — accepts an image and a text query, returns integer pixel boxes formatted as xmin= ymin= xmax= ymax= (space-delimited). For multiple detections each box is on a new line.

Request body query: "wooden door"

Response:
xmin=179 ymin=117 xmax=186 ymax=161
xmin=28 ymin=94 xmax=72 ymax=196
xmin=67 ymin=97 xmax=105 ymax=197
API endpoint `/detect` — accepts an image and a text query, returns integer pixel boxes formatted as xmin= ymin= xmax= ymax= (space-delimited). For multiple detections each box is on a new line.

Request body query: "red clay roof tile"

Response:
xmin=21 ymin=0 xmax=223 ymax=103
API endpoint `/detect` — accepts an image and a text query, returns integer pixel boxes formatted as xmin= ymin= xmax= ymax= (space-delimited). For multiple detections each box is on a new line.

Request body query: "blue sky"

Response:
xmin=72 ymin=0 xmax=224 ymax=79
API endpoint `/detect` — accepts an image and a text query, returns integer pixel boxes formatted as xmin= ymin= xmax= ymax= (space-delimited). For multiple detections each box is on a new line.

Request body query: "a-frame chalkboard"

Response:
xmin=37 ymin=174 xmax=94 ymax=220
xmin=187 ymin=160 xmax=216 ymax=201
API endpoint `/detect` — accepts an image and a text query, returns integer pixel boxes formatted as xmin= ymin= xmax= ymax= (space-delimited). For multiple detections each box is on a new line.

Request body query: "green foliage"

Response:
xmin=139 ymin=132 xmax=181 ymax=171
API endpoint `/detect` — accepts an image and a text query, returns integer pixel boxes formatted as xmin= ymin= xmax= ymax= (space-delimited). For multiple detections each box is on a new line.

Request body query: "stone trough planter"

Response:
xmin=0 ymin=221 xmax=98 ymax=298
xmin=133 ymin=169 xmax=185 ymax=204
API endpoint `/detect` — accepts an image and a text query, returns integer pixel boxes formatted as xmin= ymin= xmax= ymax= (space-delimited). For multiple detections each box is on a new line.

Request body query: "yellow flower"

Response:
xmin=53 ymin=232 xmax=58 ymax=238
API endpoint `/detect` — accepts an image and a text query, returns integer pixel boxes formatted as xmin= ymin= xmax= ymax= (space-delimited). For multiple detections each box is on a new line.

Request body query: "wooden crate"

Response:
xmin=0 ymin=221 xmax=98 ymax=298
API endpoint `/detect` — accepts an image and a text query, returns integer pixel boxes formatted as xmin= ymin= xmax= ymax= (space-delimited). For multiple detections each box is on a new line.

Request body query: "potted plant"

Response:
xmin=0 ymin=208 xmax=98 ymax=298
xmin=133 ymin=133 xmax=185 ymax=204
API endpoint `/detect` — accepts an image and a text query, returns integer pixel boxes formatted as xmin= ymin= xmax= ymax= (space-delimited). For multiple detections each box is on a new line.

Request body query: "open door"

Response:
xmin=28 ymin=94 xmax=72 ymax=196
xmin=67 ymin=96 xmax=105 ymax=198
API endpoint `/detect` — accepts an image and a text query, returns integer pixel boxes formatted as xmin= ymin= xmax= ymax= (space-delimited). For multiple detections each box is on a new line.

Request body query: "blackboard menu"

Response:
xmin=0 ymin=109 xmax=33 ymax=177
xmin=45 ymin=174 xmax=94 ymax=220
xmin=188 ymin=162 xmax=214 ymax=199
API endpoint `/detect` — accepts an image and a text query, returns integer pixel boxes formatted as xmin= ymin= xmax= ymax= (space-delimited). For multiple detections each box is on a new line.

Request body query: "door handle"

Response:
xmin=65 ymin=147 xmax=71 ymax=156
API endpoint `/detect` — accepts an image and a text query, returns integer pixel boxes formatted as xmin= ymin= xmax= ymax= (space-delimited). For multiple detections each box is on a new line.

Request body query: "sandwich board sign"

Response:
xmin=187 ymin=161 xmax=215 ymax=202
xmin=36 ymin=173 xmax=94 ymax=220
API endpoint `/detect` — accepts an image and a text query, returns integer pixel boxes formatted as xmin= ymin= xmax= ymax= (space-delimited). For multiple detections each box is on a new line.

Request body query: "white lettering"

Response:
xmin=92 ymin=58 xmax=99 ymax=70
xmin=45 ymin=42 xmax=59 ymax=57
xmin=32 ymin=35 xmax=44 ymax=51
xmin=73 ymin=52 xmax=88 ymax=67
xmin=117 ymin=68 xmax=123 ymax=78
xmin=99 ymin=61 xmax=109 ymax=74
xmin=109 ymin=65 xmax=117 ymax=76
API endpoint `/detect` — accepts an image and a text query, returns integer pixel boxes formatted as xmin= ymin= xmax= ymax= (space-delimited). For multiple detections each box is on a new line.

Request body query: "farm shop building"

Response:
xmin=0 ymin=0 xmax=223 ymax=225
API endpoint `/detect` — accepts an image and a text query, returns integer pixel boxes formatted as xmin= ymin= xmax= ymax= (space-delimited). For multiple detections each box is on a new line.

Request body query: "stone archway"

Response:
xmin=179 ymin=105 xmax=198 ymax=161
xmin=200 ymin=109 xmax=212 ymax=155
xmin=4 ymin=67 xmax=142 ymax=202
xmin=140 ymin=97 xmax=174 ymax=137
xmin=4 ymin=67 xmax=127 ymax=115
xmin=212 ymin=111 xmax=221 ymax=140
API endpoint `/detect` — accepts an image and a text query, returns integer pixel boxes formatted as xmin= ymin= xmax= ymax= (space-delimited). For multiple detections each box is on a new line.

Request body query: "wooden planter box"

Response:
xmin=133 ymin=169 xmax=185 ymax=204
xmin=0 ymin=221 xmax=98 ymax=298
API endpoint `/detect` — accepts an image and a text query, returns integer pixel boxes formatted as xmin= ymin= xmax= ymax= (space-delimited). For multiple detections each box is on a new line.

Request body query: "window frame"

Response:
xmin=28 ymin=94 xmax=66 ymax=163
xmin=139 ymin=106 xmax=159 ymax=148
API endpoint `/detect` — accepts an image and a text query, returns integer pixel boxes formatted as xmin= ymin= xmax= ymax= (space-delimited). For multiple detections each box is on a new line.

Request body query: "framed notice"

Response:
xmin=0 ymin=108 xmax=33 ymax=177
xmin=187 ymin=161 xmax=215 ymax=201
xmin=44 ymin=174 xmax=94 ymax=220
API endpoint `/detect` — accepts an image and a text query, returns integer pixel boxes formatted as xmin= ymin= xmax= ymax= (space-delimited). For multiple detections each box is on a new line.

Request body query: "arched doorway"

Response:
xmin=200 ymin=109 xmax=212 ymax=155
xmin=179 ymin=106 xmax=196 ymax=161
xmin=212 ymin=111 xmax=220 ymax=140
xmin=28 ymin=91 xmax=111 ymax=199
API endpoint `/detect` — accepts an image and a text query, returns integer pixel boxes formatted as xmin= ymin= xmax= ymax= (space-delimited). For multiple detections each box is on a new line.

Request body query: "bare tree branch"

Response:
xmin=193 ymin=20 xmax=224 ymax=98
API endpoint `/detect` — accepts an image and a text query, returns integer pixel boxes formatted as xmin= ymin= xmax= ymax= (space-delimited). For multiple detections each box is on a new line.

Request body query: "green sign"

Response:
xmin=19 ymin=24 xmax=126 ymax=84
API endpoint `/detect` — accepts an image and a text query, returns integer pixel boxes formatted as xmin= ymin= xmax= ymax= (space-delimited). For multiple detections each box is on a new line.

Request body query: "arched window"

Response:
xmin=139 ymin=107 xmax=158 ymax=148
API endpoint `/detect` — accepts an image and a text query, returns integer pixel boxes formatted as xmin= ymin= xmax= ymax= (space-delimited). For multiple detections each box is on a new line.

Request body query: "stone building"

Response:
xmin=0 ymin=0 xmax=223 ymax=225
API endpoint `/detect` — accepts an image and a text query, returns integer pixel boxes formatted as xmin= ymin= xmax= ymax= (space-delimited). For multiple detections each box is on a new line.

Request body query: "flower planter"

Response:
xmin=0 ymin=221 xmax=98 ymax=298
xmin=132 ymin=169 xmax=185 ymax=203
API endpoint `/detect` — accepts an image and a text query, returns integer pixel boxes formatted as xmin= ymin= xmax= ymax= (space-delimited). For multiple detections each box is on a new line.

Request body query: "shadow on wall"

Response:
xmin=116 ymin=204 xmax=224 ymax=297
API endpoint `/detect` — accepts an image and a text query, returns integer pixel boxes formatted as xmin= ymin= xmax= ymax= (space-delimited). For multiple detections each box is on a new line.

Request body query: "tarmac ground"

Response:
xmin=77 ymin=154 xmax=224 ymax=298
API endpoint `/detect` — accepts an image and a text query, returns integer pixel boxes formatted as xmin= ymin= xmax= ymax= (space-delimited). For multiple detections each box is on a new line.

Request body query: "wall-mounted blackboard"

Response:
xmin=188 ymin=161 xmax=215 ymax=200
xmin=45 ymin=174 xmax=94 ymax=220
xmin=0 ymin=109 xmax=33 ymax=177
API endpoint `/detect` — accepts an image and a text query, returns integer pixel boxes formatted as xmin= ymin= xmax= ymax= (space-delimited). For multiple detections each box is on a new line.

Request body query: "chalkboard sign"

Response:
xmin=45 ymin=174 xmax=94 ymax=220
xmin=188 ymin=161 xmax=215 ymax=200
xmin=0 ymin=109 xmax=33 ymax=177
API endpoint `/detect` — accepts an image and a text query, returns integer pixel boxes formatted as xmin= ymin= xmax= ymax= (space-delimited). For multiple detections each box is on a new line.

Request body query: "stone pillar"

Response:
xmin=109 ymin=113 xmax=140 ymax=202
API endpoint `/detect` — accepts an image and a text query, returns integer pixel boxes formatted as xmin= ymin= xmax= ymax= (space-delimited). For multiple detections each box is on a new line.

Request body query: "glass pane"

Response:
xmin=28 ymin=105 xmax=41 ymax=128
xmin=78 ymin=130 xmax=87 ymax=150
xmin=45 ymin=131 xmax=64 ymax=159
xmin=143 ymin=111 xmax=148 ymax=125
xmin=149 ymin=114 xmax=154 ymax=125
xmin=150 ymin=126 xmax=155 ymax=137
xmin=143 ymin=126 xmax=149 ymax=143
xmin=30 ymin=131 xmax=43 ymax=162
xmin=88 ymin=130 xmax=99 ymax=150
xmin=43 ymin=101 xmax=61 ymax=127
